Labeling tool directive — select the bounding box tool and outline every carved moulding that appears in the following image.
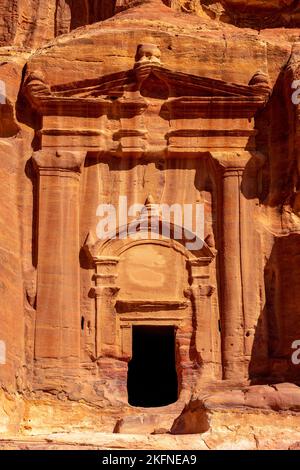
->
[84,202,216,365]
[23,44,271,156]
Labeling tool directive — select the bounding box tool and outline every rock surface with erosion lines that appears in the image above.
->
[1,0,300,450]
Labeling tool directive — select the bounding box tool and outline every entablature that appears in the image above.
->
[24,44,271,156]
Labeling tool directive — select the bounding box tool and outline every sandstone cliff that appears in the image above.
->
[1,0,300,450]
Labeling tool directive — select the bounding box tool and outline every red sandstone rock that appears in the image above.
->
[0,0,299,48]
[1,0,300,450]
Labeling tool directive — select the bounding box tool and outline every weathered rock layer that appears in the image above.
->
[1,0,300,450]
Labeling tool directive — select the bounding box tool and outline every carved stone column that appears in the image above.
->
[32,150,86,382]
[187,258,215,380]
[210,151,266,381]
[93,256,120,358]
[221,161,244,380]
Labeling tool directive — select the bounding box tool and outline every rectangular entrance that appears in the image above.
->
[127,325,178,407]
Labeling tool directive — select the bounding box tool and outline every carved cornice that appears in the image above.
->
[25,47,271,156]
[187,256,215,268]
[24,58,270,119]
[209,150,266,173]
[93,286,120,297]
[93,256,120,266]
[186,285,216,298]
[115,299,188,313]
[161,96,267,120]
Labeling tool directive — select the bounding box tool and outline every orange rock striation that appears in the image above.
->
[0,0,300,449]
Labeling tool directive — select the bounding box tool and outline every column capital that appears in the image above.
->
[93,256,120,287]
[186,284,215,298]
[198,284,216,297]
[94,256,120,266]
[209,150,265,174]
[186,257,212,286]
[32,150,86,174]
[93,286,120,297]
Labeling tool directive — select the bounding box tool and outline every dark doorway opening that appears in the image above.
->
[127,326,178,407]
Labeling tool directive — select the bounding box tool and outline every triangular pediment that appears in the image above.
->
[49,65,263,99]
[24,61,271,116]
